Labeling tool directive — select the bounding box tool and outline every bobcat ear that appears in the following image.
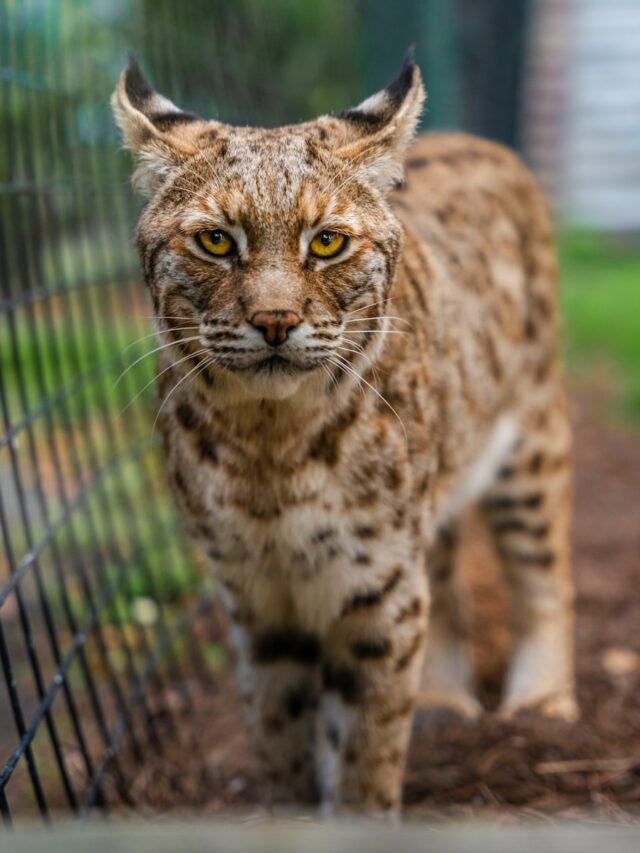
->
[111,56,202,196]
[330,48,426,192]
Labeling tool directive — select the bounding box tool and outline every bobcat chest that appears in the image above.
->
[178,443,413,633]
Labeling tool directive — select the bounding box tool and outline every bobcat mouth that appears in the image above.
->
[250,354,318,375]
[253,354,298,374]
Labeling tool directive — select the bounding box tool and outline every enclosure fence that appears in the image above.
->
[0,0,230,823]
[0,0,528,826]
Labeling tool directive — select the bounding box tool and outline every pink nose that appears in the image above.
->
[249,310,301,346]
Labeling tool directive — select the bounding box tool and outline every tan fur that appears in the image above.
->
[113,54,576,815]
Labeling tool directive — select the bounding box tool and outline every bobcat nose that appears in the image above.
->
[249,310,301,346]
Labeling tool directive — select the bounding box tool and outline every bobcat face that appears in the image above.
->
[113,55,422,398]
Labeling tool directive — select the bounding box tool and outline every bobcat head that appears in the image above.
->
[112,52,424,401]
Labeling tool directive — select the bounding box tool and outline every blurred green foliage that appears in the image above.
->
[559,232,640,421]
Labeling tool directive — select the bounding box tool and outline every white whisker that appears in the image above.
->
[151,355,211,440]
[344,315,411,326]
[130,315,199,321]
[121,347,209,414]
[345,330,409,337]
[123,326,200,353]
[115,336,201,387]
[329,354,407,445]
[345,296,398,317]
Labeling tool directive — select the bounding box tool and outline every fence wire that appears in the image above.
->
[0,0,235,824]
[0,0,528,826]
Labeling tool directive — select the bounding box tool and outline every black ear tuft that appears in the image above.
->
[337,46,419,128]
[386,45,417,106]
[121,56,201,128]
[124,54,154,107]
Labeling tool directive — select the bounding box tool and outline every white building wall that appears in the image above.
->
[523,0,640,231]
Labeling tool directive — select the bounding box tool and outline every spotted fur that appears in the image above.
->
[113,52,576,815]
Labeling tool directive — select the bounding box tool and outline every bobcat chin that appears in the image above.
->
[113,50,576,816]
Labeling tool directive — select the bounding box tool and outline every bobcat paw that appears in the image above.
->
[499,691,578,723]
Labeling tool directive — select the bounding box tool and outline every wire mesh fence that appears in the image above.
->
[0,0,529,827]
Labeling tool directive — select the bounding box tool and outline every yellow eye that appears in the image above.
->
[196,229,235,257]
[309,230,347,259]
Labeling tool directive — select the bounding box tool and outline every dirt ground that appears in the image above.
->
[123,387,640,823]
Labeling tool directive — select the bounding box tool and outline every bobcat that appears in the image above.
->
[113,52,576,815]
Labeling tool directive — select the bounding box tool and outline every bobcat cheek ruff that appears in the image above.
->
[114,51,576,814]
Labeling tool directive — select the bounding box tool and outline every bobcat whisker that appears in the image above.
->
[122,347,210,414]
[344,295,398,317]
[123,326,201,352]
[343,315,411,327]
[320,362,340,393]
[114,335,202,387]
[329,353,408,444]
[131,315,200,322]
[336,339,382,385]
[345,330,409,337]
[151,353,213,440]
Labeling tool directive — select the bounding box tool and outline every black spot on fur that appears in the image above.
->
[522,492,544,510]
[354,525,377,540]
[285,685,313,720]
[394,631,424,672]
[484,493,544,513]
[342,566,403,615]
[491,519,549,539]
[395,597,423,623]
[322,663,361,704]
[172,469,187,493]
[351,637,391,659]
[199,367,215,388]
[175,402,199,431]
[252,630,320,665]
[311,528,336,544]
[529,452,544,474]
[354,552,371,566]
[525,317,537,340]
[344,746,358,764]
[198,437,218,464]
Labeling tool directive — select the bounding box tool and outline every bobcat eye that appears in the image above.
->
[309,230,347,259]
[196,229,236,257]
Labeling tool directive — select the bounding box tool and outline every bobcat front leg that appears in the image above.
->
[320,568,428,814]
[230,621,321,806]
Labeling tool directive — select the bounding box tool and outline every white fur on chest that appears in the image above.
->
[440,413,519,523]
[202,473,411,635]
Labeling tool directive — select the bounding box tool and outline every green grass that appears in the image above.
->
[559,230,640,421]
